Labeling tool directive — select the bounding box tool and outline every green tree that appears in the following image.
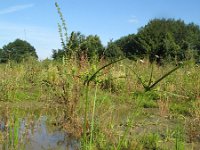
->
[0,48,8,63]
[82,35,104,59]
[0,39,38,63]
[104,40,124,59]
[52,33,104,61]
[52,31,86,60]
[52,49,65,60]
[67,31,86,58]
[115,34,144,57]
[136,18,200,63]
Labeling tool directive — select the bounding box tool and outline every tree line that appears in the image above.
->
[113,18,200,64]
[1,18,200,64]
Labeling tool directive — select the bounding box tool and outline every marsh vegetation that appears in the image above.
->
[0,58,200,149]
[0,2,200,150]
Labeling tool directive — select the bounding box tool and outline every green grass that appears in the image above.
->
[0,58,200,149]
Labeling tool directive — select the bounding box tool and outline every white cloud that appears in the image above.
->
[0,4,34,15]
[128,16,139,24]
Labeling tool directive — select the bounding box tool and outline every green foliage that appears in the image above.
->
[52,31,104,61]
[139,133,160,149]
[108,18,200,63]
[83,35,104,59]
[115,34,145,57]
[104,40,124,59]
[175,126,185,150]
[0,39,38,63]
[134,91,159,108]
[136,18,200,63]
[52,49,65,60]
[170,102,192,116]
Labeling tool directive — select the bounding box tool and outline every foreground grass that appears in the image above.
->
[0,58,200,149]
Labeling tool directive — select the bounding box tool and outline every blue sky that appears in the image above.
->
[0,0,200,59]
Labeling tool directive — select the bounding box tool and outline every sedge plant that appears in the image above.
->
[126,63,182,92]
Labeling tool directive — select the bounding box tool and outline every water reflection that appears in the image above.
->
[0,116,80,150]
